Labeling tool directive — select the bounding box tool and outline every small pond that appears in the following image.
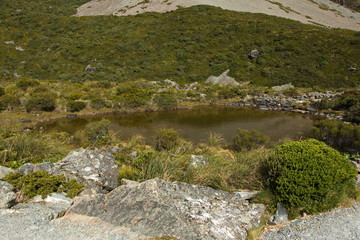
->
[41,107,316,144]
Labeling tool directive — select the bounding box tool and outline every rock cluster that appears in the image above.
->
[227,92,343,120]
[206,70,240,86]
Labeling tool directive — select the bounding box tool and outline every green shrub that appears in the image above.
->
[118,164,141,182]
[312,119,360,153]
[344,104,360,124]
[90,98,107,109]
[2,171,84,199]
[119,88,152,108]
[154,92,178,110]
[66,100,87,112]
[0,87,5,97]
[232,129,269,152]
[65,91,84,101]
[16,79,40,91]
[266,139,357,217]
[25,93,56,112]
[154,128,181,151]
[0,95,21,111]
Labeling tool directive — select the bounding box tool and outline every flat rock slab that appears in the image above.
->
[260,203,360,240]
[68,178,265,240]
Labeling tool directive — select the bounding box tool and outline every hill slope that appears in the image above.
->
[76,0,360,31]
[0,1,359,88]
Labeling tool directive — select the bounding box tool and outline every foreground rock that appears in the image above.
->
[0,181,16,209]
[51,149,118,194]
[206,70,240,86]
[0,166,15,179]
[260,203,360,240]
[16,149,119,194]
[68,178,265,240]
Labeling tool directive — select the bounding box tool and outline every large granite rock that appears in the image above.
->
[51,149,118,193]
[205,70,240,86]
[0,181,16,209]
[0,166,15,179]
[68,178,265,240]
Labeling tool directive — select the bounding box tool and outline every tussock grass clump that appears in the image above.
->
[232,129,269,152]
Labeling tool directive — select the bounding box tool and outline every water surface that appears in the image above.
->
[42,107,314,143]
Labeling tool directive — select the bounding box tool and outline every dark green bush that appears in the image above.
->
[154,128,181,151]
[90,98,108,109]
[66,100,87,112]
[25,93,56,112]
[0,87,5,97]
[312,119,360,153]
[154,92,178,110]
[0,95,21,111]
[266,139,357,216]
[2,171,84,199]
[119,89,152,108]
[344,104,360,124]
[232,129,269,152]
[16,79,40,91]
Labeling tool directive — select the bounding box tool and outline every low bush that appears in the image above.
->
[154,92,178,110]
[154,128,181,151]
[66,100,87,112]
[265,139,357,217]
[25,92,56,112]
[312,119,360,153]
[2,171,84,200]
[0,87,4,97]
[232,129,269,152]
[16,79,40,91]
[0,95,21,111]
[90,98,108,109]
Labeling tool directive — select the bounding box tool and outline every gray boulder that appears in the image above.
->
[270,203,288,225]
[348,66,357,72]
[51,149,118,193]
[248,49,260,59]
[84,64,97,72]
[0,166,15,179]
[120,179,139,186]
[189,155,209,168]
[205,70,240,86]
[67,178,265,240]
[0,181,17,209]
[17,162,54,175]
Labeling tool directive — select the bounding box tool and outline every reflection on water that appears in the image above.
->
[41,107,314,144]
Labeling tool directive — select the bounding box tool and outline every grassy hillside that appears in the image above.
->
[0,1,359,88]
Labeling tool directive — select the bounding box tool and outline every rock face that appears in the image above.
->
[0,181,16,209]
[51,149,118,193]
[0,166,15,179]
[205,70,240,86]
[68,178,265,240]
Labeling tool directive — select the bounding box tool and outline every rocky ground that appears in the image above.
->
[75,0,360,30]
[260,203,360,240]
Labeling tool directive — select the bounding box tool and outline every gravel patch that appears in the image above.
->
[259,203,360,240]
[0,203,128,240]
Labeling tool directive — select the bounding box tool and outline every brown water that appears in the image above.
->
[42,107,315,143]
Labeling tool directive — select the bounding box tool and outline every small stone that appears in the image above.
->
[248,49,260,59]
[0,181,17,209]
[189,155,209,168]
[0,166,15,179]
